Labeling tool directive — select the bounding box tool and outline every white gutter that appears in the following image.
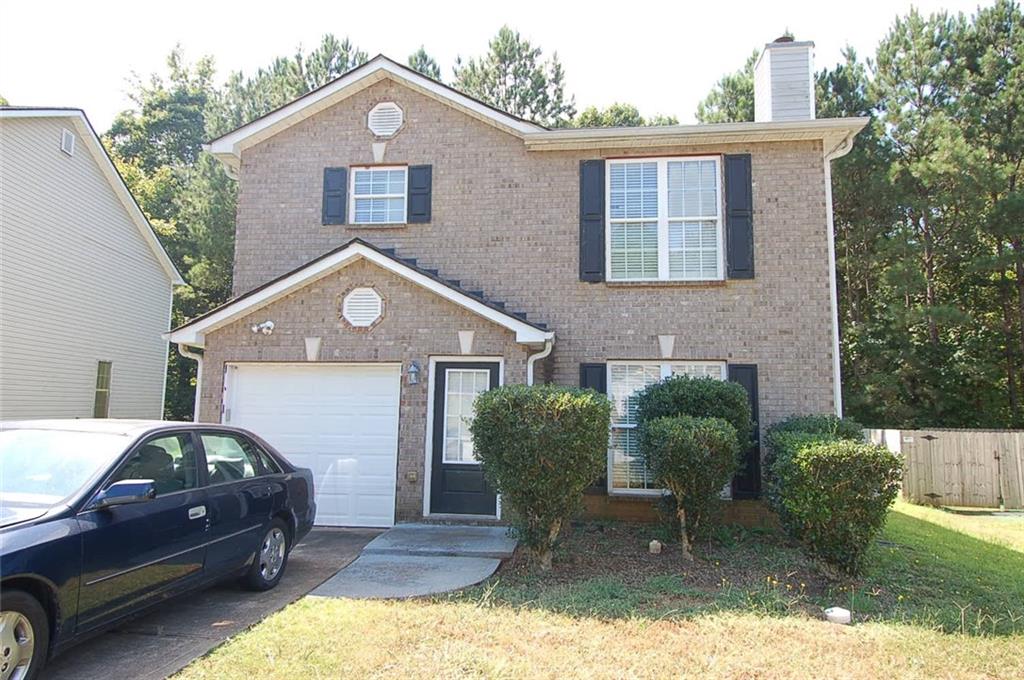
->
[526,339,554,386]
[823,131,857,417]
[176,344,204,422]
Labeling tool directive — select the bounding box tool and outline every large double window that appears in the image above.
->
[607,157,723,282]
[608,361,727,493]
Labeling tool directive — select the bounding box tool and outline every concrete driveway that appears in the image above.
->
[45,527,380,680]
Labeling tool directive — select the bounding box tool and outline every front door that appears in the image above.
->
[430,362,499,515]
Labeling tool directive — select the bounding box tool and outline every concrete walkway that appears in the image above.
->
[312,523,516,599]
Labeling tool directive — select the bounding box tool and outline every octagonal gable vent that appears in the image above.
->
[342,287,383,327]
[368,102,404,138]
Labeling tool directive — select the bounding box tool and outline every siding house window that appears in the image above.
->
[608,360,726,493]
[93,361,112,418]
[350,166,406,224]
[607,157,723,281]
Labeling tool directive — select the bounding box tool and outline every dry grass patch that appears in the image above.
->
[175,598,1023,680]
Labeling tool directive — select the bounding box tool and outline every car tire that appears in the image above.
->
[0,589,49,680]
[244,519,290,591]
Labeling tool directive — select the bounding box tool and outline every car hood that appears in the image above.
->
[0,501,52,529]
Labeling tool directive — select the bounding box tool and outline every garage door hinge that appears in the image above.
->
[222,406,230,423]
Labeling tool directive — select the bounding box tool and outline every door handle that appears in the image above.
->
[188,506,207,520]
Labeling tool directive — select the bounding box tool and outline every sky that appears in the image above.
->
[0,0,994,132]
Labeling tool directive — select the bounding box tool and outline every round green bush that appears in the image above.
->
[637,415,739,560]
[767,414,864,441]
[635,375,753,450]
[469,384,611,570]
[772,439,902,575]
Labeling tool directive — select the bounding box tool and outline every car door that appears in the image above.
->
[76,431,208,632]
[199,431,277,577]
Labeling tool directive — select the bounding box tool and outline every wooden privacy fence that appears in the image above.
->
[869,429,1024,509]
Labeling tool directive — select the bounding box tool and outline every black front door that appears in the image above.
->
[430,361,499,515]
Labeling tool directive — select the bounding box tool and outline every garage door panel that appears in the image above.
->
[227,364,400,528]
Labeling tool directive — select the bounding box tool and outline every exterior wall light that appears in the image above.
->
[407,360,421,385]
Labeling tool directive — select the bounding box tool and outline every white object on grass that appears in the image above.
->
[649,540,662,555]
[824,607,852,624]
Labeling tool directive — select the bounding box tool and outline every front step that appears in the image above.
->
[361,523,517,560]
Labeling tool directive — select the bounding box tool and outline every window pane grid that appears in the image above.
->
[608,361,726,492]
[351,167,406,224]
[608,158,722,282]
[443,369,491,464]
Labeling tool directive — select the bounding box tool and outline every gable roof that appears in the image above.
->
[205,55,546,172]
[0,107,185,285]
[204,54,869,173]
[166,238,554,348]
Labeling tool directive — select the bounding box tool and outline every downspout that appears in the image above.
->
[176,344,204,422]
[526,339,554,386]
[824,133,855,417]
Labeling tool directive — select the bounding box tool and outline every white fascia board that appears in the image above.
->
[522,117,869,152]
[1,108,186,285]
[166,242,553,347]
[204,56,544,169]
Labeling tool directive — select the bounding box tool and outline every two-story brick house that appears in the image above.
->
[169,38,866,528]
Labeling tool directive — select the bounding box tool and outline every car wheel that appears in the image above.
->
[244,519,290,591]
[0,590,48,680]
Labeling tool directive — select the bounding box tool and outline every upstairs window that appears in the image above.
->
[351,166,406,224]
[607,157,723,281]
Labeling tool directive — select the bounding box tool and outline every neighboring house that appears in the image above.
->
[0,108,183,420]
[169,38,866,528]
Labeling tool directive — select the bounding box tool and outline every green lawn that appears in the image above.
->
[175,502,1024,679]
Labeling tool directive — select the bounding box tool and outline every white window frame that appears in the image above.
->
[606,359,727,496]
[605,156,725,282]
[349,165,407,225]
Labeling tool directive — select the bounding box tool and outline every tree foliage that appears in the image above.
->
[697,3,1024,428]
[572,102,678,128]
[695,50,758,123]
[453,26,576,126]
[408,46,441,80]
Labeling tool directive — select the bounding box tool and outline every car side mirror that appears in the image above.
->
[92,479,156,509]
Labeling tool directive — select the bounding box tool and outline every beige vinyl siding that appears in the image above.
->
[0,117,173,419]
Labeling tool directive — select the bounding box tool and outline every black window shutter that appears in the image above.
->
[322,167,347,225]
[579,160,605,282]
[724,154,754,279]
[728,363,761,498]
[407,165,432,223]
[580,363,608,492]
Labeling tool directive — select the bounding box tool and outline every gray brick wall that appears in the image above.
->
[202,78,837,519]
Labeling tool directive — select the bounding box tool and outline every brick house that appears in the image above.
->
[169,38,866,528]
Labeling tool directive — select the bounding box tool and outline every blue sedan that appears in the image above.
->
[0,420,316,680]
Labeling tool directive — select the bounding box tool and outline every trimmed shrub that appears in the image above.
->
[771,438,902,575]
[470,384,611,570]
[764,415,865,522]
[767,414,864,441]
[635,376,753,449]
[637,415,739,560]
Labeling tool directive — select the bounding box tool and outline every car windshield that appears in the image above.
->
[0,429,130,505]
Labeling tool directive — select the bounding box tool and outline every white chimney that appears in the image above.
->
[754,37,815,122]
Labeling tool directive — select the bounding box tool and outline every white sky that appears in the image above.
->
[1,0,992,132]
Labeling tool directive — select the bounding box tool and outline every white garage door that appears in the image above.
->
[225,363,401,527]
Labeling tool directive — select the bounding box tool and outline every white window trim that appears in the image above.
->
[440,367,492,465]
[605,155,725,283]
[606,359,727,496]
[349,165,407,225]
